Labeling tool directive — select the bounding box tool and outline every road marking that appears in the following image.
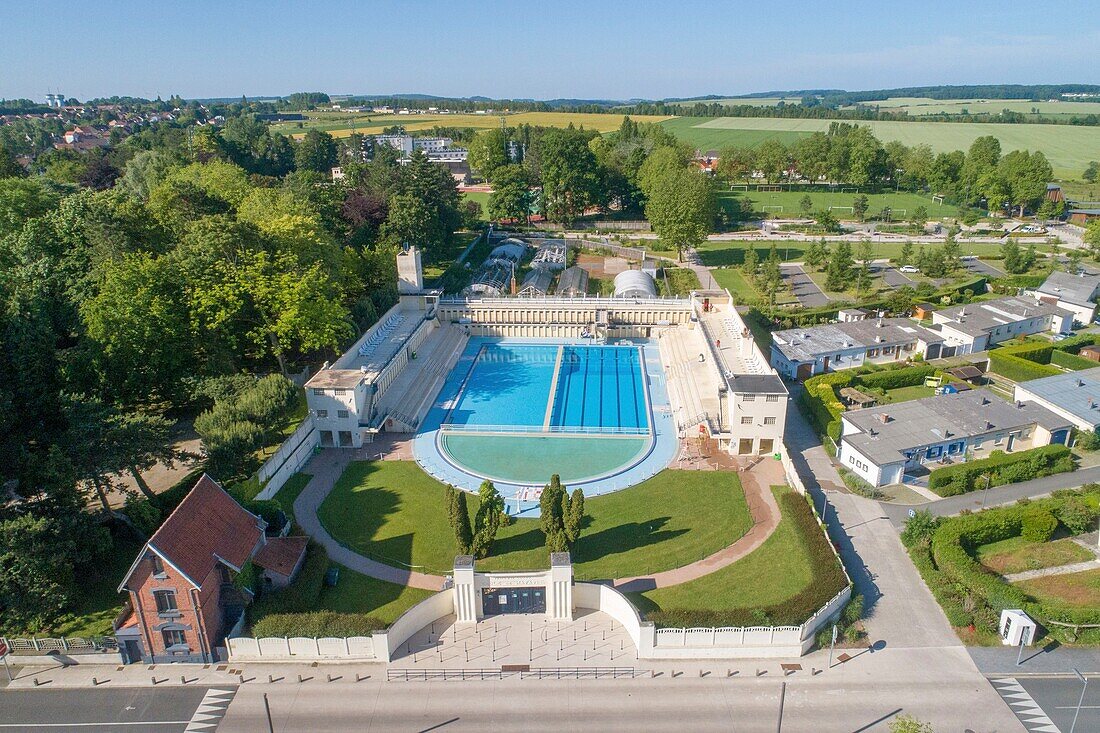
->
[184,687,236,733]
[990,678,1061,732]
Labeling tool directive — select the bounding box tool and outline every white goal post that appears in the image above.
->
[757,185,782,192]
[841,187,859,193]
[931,195,945,204]
[729,184,749,191]
[762,204,784,213]
[893,208,907,217]
[829,206,855,213]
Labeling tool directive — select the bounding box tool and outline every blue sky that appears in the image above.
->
[3,1,1099,102]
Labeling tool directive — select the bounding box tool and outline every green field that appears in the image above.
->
[317,461,753,580]
[667,97,805,108]
[662,117,1100,178]
[847,97,1100,117]
[720,190,956,219]
[696,238,1005,269]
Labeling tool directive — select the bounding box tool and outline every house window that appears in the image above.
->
[150,554,165,576]
[312,388,326,396]
[868,349,878,357]
[742,394,756,402]
[315,409,328,418]
[162,629,187,649]
[153,590,177,614]
[766,395,779,403]
[741,416,753,425]
[334,389,348,396]
[764,417,776,425]
[928,445,943,459]
[337,409,349,419]
[948,441,964,455]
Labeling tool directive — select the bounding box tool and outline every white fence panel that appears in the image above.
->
[288,637,318,657]
[255,428,319,500]
[346,637,375,658]
[228,637,261,659]
[258,637,290,657]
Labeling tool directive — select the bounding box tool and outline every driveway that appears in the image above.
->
[779,263,830,307]
[875,263,917,288]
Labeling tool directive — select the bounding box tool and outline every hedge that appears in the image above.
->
[927,445,1074,497]
[646,493,849,628]
[988,352,1060,382]
[252,611,385,638]
[1050,349,1098,371]
[800,364,938,441]
[857,364,937,391]
[929,497,1100,628]
[250,541,329,619]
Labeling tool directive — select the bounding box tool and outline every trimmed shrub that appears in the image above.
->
[857,364,936,391]
[252,611,385,638]
[646,492,849,628]
[1053,498,1100,535]
[1020,508,1058,543]
[927,445,1074,497]
[900,510,941,548]
[1050,350,1098,371]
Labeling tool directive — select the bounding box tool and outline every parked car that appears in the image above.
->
[1053,333,1072,341]
[899,265,920,273]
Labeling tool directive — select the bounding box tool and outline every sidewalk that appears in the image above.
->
[969,645,1100,676]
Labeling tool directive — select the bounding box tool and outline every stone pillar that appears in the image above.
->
[452,556,479,624]
[548,552,573,620]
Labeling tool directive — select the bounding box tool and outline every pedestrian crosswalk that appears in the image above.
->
[184,687,236,732]
[990,677,1061,732]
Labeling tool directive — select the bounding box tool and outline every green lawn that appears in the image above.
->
[271,472,313,524]
[710,266,766,302]
[719,190,956,219]
[317,461,753,580]
[659,266,703,296]
[663,117,1100,179]
[1017,568,1100,609]
[878,385,937,403]
[462,190,491,210]
[630,486,824,612]
[423,231,482,281]
[977,536,1094,576]
[318,565,434,625]
[696,239,1004,268]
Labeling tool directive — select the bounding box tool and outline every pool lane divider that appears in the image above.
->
[542,345,566,430]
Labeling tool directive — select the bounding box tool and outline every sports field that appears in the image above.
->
[273,111,672,139]
[661,117,1100,178]
[720,190,955,218]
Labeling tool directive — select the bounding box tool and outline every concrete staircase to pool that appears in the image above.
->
[373,324,469,433]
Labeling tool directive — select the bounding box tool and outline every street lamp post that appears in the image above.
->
[1070,668,1089,733]
[980,473,992,510]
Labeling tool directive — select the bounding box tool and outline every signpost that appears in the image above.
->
[828,624,838,668]
[1070,668,1089,733]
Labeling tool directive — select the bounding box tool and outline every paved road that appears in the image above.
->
[874,263,918,288]
[0,686,228,732]
[779,263,831,307]
[963,258,1007,278]
[991,675,1100,733]
[218,649,1023,732]
[882,465,1100,528]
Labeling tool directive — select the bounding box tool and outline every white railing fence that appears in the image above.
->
[255,425,319,501]
[227,635,376,662]
[1,636,118,654]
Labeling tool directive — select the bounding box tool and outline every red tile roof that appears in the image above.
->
[140,474,264,587]
[253,536,308,578]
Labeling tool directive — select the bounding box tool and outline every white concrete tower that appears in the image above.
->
[397,245,424,294]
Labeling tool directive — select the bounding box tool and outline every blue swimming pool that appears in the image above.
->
[445,343,649,433]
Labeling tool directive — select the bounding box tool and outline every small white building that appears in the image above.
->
[1029,270,1100,326]
[613,270,657,299]
[1013,366,1100,433]
[770,318,945,381]
[931,297,1074,355]
[837,389,1072,487]
[726,374,788,456]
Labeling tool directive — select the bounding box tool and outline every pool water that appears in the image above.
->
[440,434,648,485]
[446,343,648,432]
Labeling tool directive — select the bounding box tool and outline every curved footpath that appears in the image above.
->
[293,448,784,593]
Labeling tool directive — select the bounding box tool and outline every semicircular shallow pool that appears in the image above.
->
[440,433,649,485]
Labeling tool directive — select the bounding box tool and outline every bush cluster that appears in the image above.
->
[252,611,385,638]
[1020,508,1058,542]
[646,493,849,628]
[194,374,299,480]
[927,445,1074,497]
[250,541,329,620]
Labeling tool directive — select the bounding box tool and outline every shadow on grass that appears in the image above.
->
[490,526,546,557]
[572,517,687,566]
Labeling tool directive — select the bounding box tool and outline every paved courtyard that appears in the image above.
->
[391,608,640,668]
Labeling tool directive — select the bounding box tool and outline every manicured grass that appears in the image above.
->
[423,231,481,281]
[718,190,956,219]
[662,117,1100,179]
[696,239,1004,268]
[977,536,1094,576]
[317,461,753,579]
[461,190,491,210]
[271,472,313,524]
[318,565,434,625]
[630,486,824,613]
[878,385,937,403]
[1017,568,1100,609]
[659,266,702,296]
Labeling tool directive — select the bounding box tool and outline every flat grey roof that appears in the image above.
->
[727,374,788,395]
[935,296,1073,335]
[842,388,1072,465]
[1036,270,1100,307]
[1015,367,1100,424]
[771,318,944,363]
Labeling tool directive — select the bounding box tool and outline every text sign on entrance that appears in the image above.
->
[484,576,546,588]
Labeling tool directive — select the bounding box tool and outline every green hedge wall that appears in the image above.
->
[646,493,849,628]
[1051,350,1098,371]
[988,352,1060,382]
[927,445,1074,497]
[252,611,385,638]
[857,364,937,391]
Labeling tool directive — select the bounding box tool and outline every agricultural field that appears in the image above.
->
[718,190,955,219]
[662,117,1100,178]
[272,111,672,139]
[846,96,1100,117]
[666,96,805,107]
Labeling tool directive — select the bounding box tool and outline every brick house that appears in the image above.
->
[114,474,305,664]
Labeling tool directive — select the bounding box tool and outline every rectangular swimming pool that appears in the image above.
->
[445,342,649,433]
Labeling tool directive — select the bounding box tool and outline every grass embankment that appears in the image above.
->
[977,535,1094,576]
[630,486,849,626]
[317,461,753,580]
